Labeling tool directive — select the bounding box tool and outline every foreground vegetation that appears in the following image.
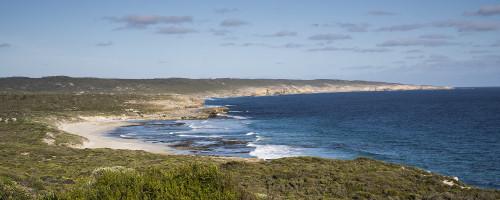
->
[49,164,252,200]
[0,80,498,199]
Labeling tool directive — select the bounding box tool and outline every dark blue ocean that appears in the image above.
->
[108,88,500,189]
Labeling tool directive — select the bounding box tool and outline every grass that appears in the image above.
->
[221,157,499,199]
[0,175,32,200]
[0,88,498,199]
[0,93,181,120]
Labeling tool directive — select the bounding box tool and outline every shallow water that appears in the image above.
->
[107,88,500,189]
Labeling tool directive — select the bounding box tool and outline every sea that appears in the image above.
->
[107,87,500,189]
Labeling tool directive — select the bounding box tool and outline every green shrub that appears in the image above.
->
[0,176,33,200]
[56,163,254,200]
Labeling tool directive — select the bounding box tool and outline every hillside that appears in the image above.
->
[0,76,452,96]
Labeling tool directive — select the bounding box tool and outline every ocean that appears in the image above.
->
[107,88,500,189]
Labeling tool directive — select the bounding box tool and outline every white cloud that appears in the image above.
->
[405,55,426,59]
[419,34,455,39]
[210,29,231,36]
[490,41,500,47]
[220,19,249,27]
[220,43,235,46]
[273,30,297,37]
[468,50,492,54]
[425,54,450,62]
[309,34,352,41]
[282,43,303,48]
[307,46,340,52]
[378,39,458,47]
[220,42,270,48]
[157,27,196,34]
[359,48,390,53]
[307,46,389,53]
[95,41,113,47]
[376,24,425,31]
[338,23,369,32]
[215,8,238,14]
[104,15,192,30]
[434,20,500,31]
[404,50,423,53]
[463,5,500,16]
[368,10,395,16]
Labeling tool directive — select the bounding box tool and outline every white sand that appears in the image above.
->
[58,119,173,154]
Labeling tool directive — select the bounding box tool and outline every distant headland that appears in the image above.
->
[0,76,453,97]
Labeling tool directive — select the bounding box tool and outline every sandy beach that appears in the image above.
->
[58,118,173,154]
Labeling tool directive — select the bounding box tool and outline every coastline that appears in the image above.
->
[56,100,230,154]
[57,116,262,163]
[195,83,454,98]
[56,86,454,156]
[57,119,174,154]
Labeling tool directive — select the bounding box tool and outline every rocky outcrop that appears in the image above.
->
[141,95,228,119]
[136,106,229,120]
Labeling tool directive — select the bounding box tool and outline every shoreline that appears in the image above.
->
[58,119,174,154]
[57,88,455,156]
[57,117,262,163]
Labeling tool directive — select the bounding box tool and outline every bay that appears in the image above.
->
[108,88,500,189]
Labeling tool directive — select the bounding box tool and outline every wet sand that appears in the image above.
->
[58,119,173,154]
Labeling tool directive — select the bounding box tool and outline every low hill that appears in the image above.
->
[0,76,452,96]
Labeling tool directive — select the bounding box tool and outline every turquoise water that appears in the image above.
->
[108,88,500,189]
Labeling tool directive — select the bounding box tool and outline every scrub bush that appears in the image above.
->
[55,163,254,200]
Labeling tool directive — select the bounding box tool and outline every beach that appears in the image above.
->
[54,94,232,155]
[58,118,174,154]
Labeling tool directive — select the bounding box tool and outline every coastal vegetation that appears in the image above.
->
[0,76,387,94]
[0,76,451,97]
[49,164,251,200]
[0,77,497,199]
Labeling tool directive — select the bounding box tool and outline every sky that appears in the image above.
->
[1,1,500,87]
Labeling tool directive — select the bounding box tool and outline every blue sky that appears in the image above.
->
[1,1,500,87]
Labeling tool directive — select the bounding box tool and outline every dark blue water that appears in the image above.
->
[108,88,500,189]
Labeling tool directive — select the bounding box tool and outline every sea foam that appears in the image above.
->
[217,114,249,120]
[177,134,223,138]
[248,143,302,160]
